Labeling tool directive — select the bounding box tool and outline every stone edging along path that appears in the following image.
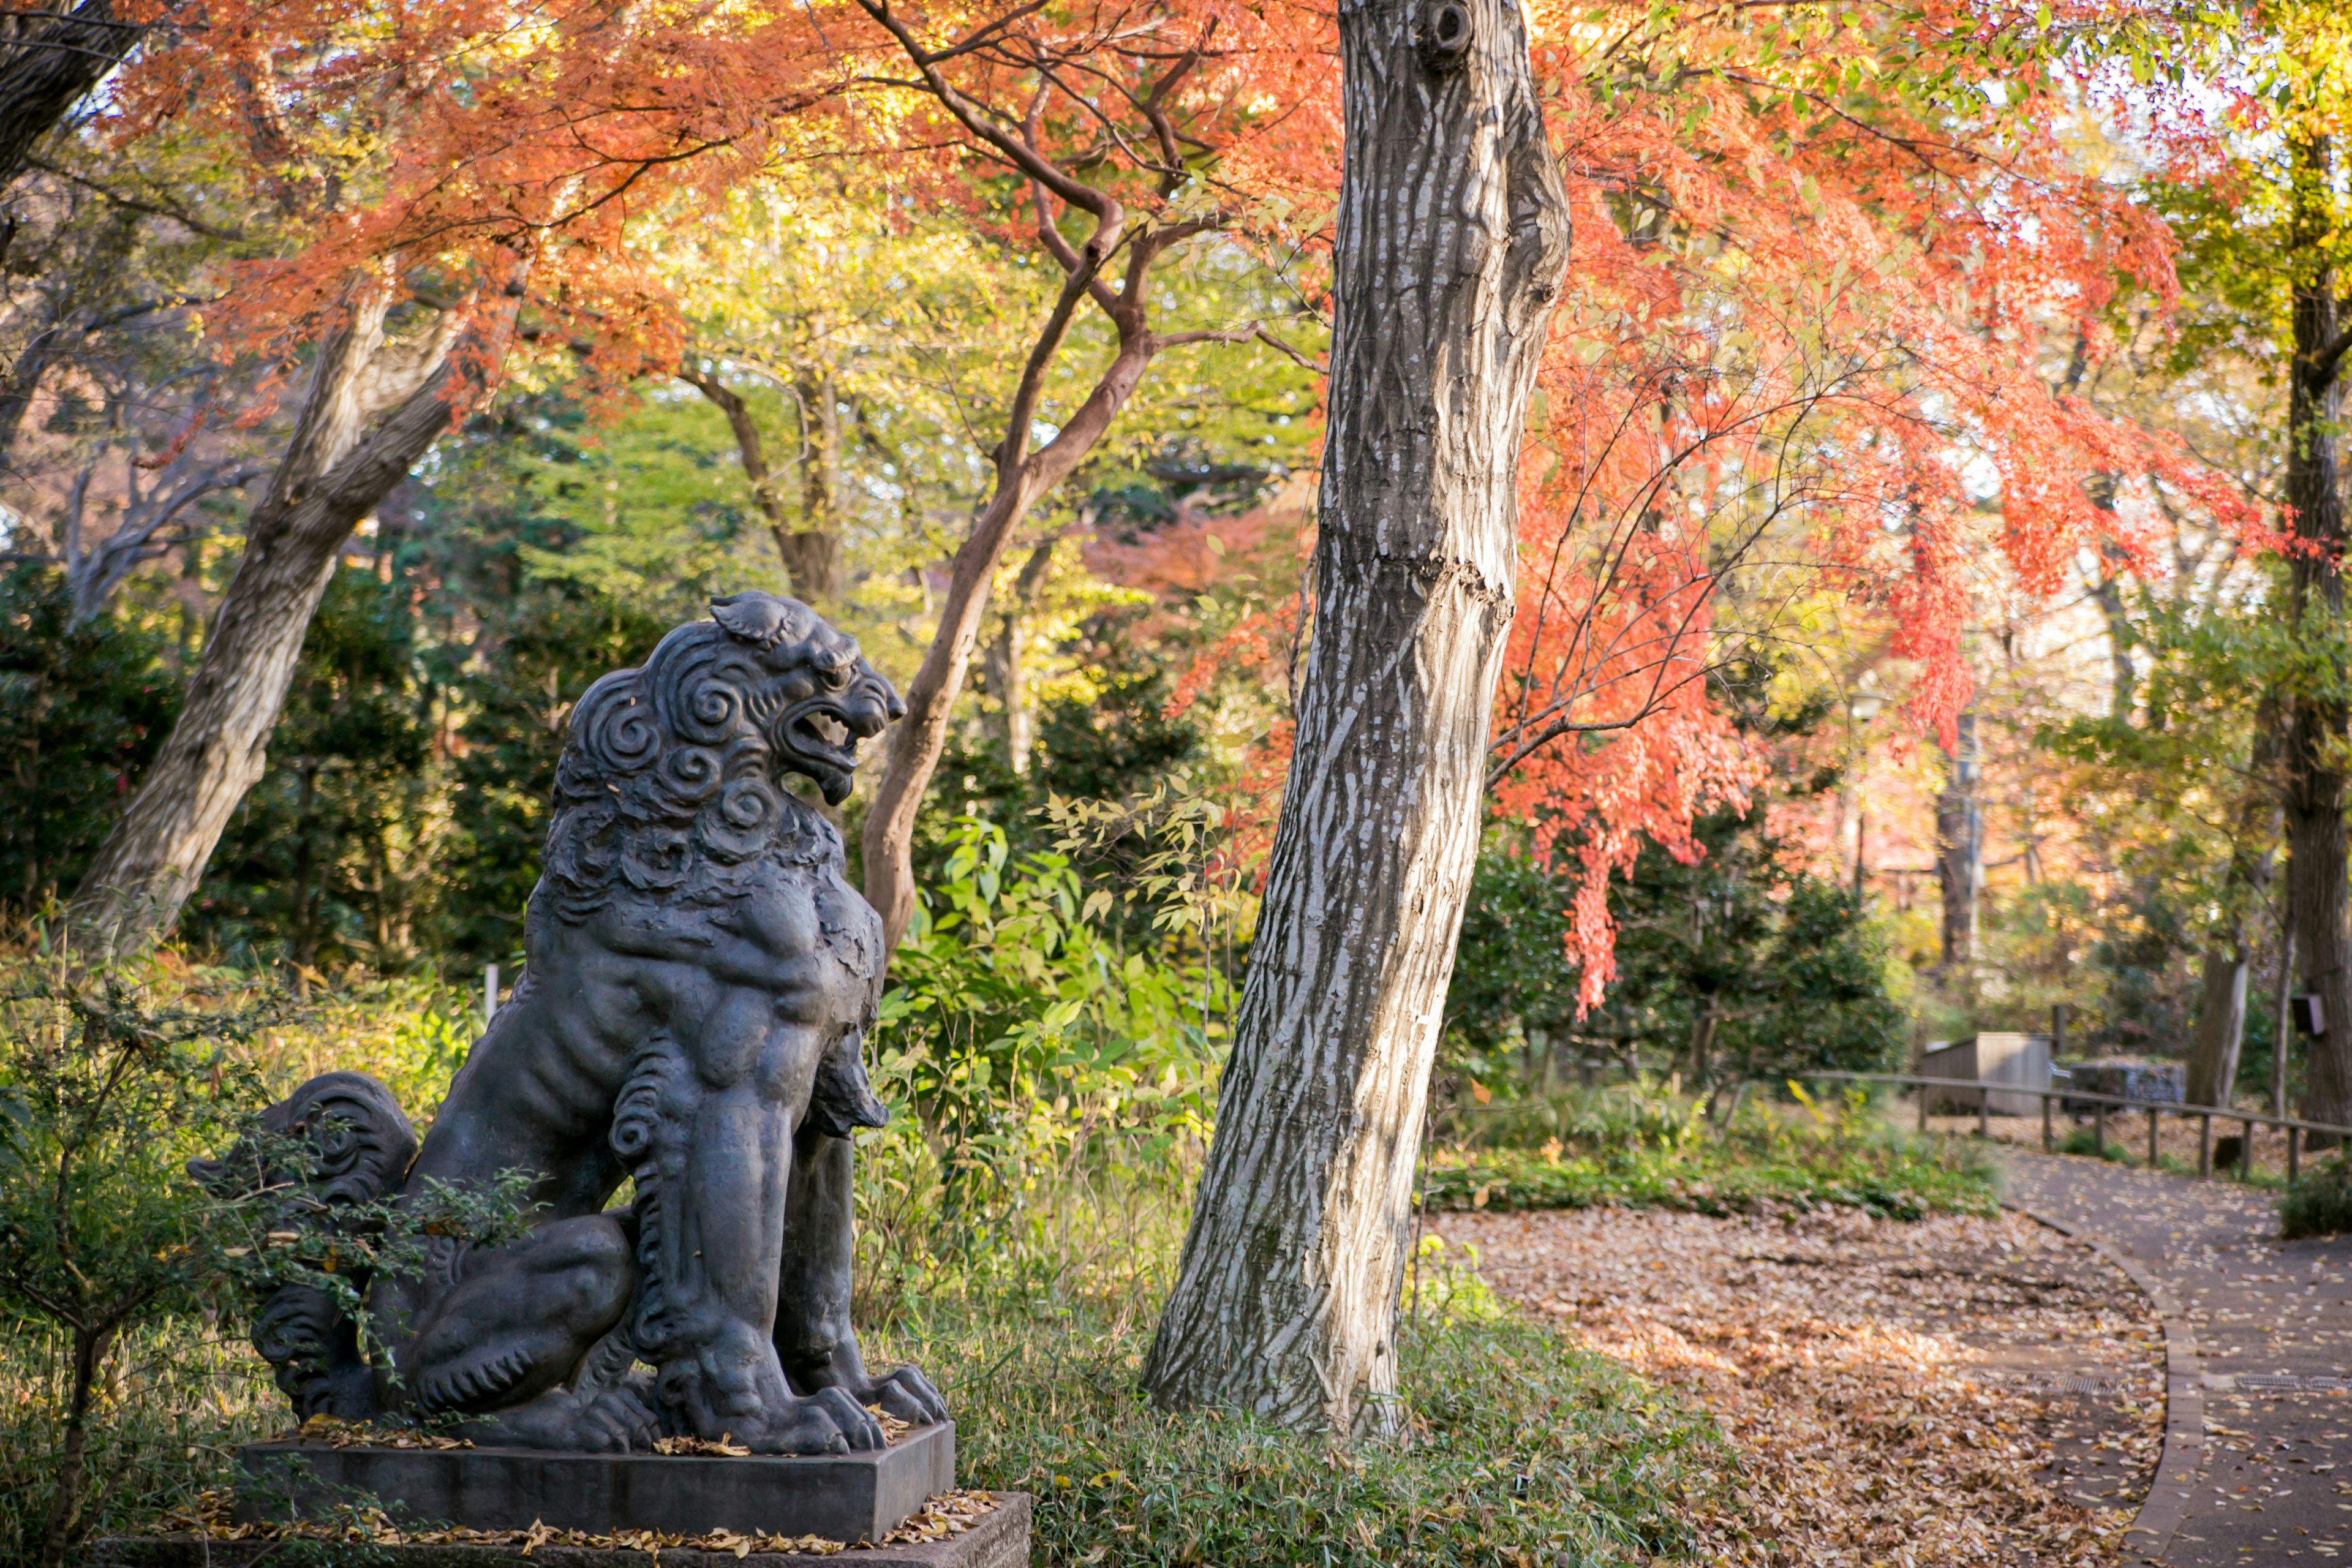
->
[2001,1148,2352,1567]
[2000,1194,2206,1564]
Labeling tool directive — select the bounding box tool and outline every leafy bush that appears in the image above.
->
[2281,1158,2352,1240]
[0,566,181,920]
[0,960,279,1566]
[1421,1082,1998,1221]
[859,816,1227,1310]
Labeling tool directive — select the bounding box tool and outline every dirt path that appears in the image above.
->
[1436,1205,2164,1567]
[2002,1148,2352,1566]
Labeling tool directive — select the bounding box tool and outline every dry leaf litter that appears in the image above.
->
[1438,1204,2165,1567]
[154,1486,999,1559]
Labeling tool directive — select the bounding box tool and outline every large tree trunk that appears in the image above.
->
[0,1,146,191]
[2282,136,2352,1128]
[1140,0,1570,1434]
[1934,710,1981,973]
[66,288,494,956]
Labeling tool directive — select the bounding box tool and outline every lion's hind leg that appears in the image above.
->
[403,1213,642,1439]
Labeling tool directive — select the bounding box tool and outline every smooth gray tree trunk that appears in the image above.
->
[1140,0,1570,1434]
[66,290,488,956]
[2186,948,2249,1109]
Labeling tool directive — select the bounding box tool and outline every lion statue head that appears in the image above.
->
[535,594,903,920]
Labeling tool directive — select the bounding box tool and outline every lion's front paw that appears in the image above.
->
[853,1365,948,1427]
[729,1387,886,1455]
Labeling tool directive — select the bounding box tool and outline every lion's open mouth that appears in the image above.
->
[786,705,858,771]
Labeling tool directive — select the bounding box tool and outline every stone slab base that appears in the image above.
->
[233,1423,955,1543]
[97,1492,1030,1568]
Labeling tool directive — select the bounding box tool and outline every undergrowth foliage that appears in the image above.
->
[873,1216,1728,1568]
[1421,1082,1999,1221]
[0,960,281,1566]
[0,856,1822,1567]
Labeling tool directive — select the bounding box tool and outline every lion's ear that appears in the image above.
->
[711,592,801,649]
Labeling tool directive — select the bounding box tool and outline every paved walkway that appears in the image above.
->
[2003,1150,2352,1564]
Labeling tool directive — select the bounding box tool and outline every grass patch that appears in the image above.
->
[1421,1084,1999,1221]
[883,1248,1728,1568]
[2056,1126,2138,1165]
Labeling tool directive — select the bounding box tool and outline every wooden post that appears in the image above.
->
[1978,1087,1989,1140]
[2148,1105,2160,1167]
[2242,1117,2255,1178]
[2094,1102,2106,1159]
[1918,1084,1929,1133]
[2290,1125,2302,1183]
[2042,1093,2054,1153]
[2199,1112,2213,1178]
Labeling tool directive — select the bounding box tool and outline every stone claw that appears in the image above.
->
[860,1365,948,1427]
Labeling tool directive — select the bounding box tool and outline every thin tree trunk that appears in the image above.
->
[680,366,840,601]
[2281,136,2352,1129]
[859,298,1157,951]
[39,1321,110,1568]
[1934,710,1981,973]
[982,534,1058,774]
[1141,0,1570,1434]
[2186,946,2249,1109]
[2188,758,2279,1110]
[66,284,508,956]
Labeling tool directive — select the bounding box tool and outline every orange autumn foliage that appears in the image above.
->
[108,0,2255,1005]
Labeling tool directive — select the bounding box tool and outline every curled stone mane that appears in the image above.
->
[536,600,844,924]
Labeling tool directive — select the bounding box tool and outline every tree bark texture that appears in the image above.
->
[1140,0,1570,1434]
[1934,710,1981,973]
[2187,774,2277,1110]
[2280,136,2352,1128]
[66,290,489,955]
[2186,948,2249,1109]
[0,0,145,191]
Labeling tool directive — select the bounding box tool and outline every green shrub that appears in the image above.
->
[1422,1082,1998,1221]
[2056,1125,2138,1164]
[2281,1158,2352,1240]
[0,962,279,1566]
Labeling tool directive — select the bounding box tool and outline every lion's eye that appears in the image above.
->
[821,662,851,690]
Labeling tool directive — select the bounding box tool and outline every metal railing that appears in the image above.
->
[1792,1069,2352,1184]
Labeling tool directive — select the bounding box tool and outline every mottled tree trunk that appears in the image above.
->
[1934,711,1981,973]
[1140,0,1570,1434]
[0,1,146,191]
[2281,137,2352,1129]
[66,290,496,956]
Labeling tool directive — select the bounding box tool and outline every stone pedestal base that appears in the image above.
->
[97,1492,1030,1568]
[235,1423,954,1542]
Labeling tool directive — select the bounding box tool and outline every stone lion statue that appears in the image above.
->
[196,593,946,1453]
